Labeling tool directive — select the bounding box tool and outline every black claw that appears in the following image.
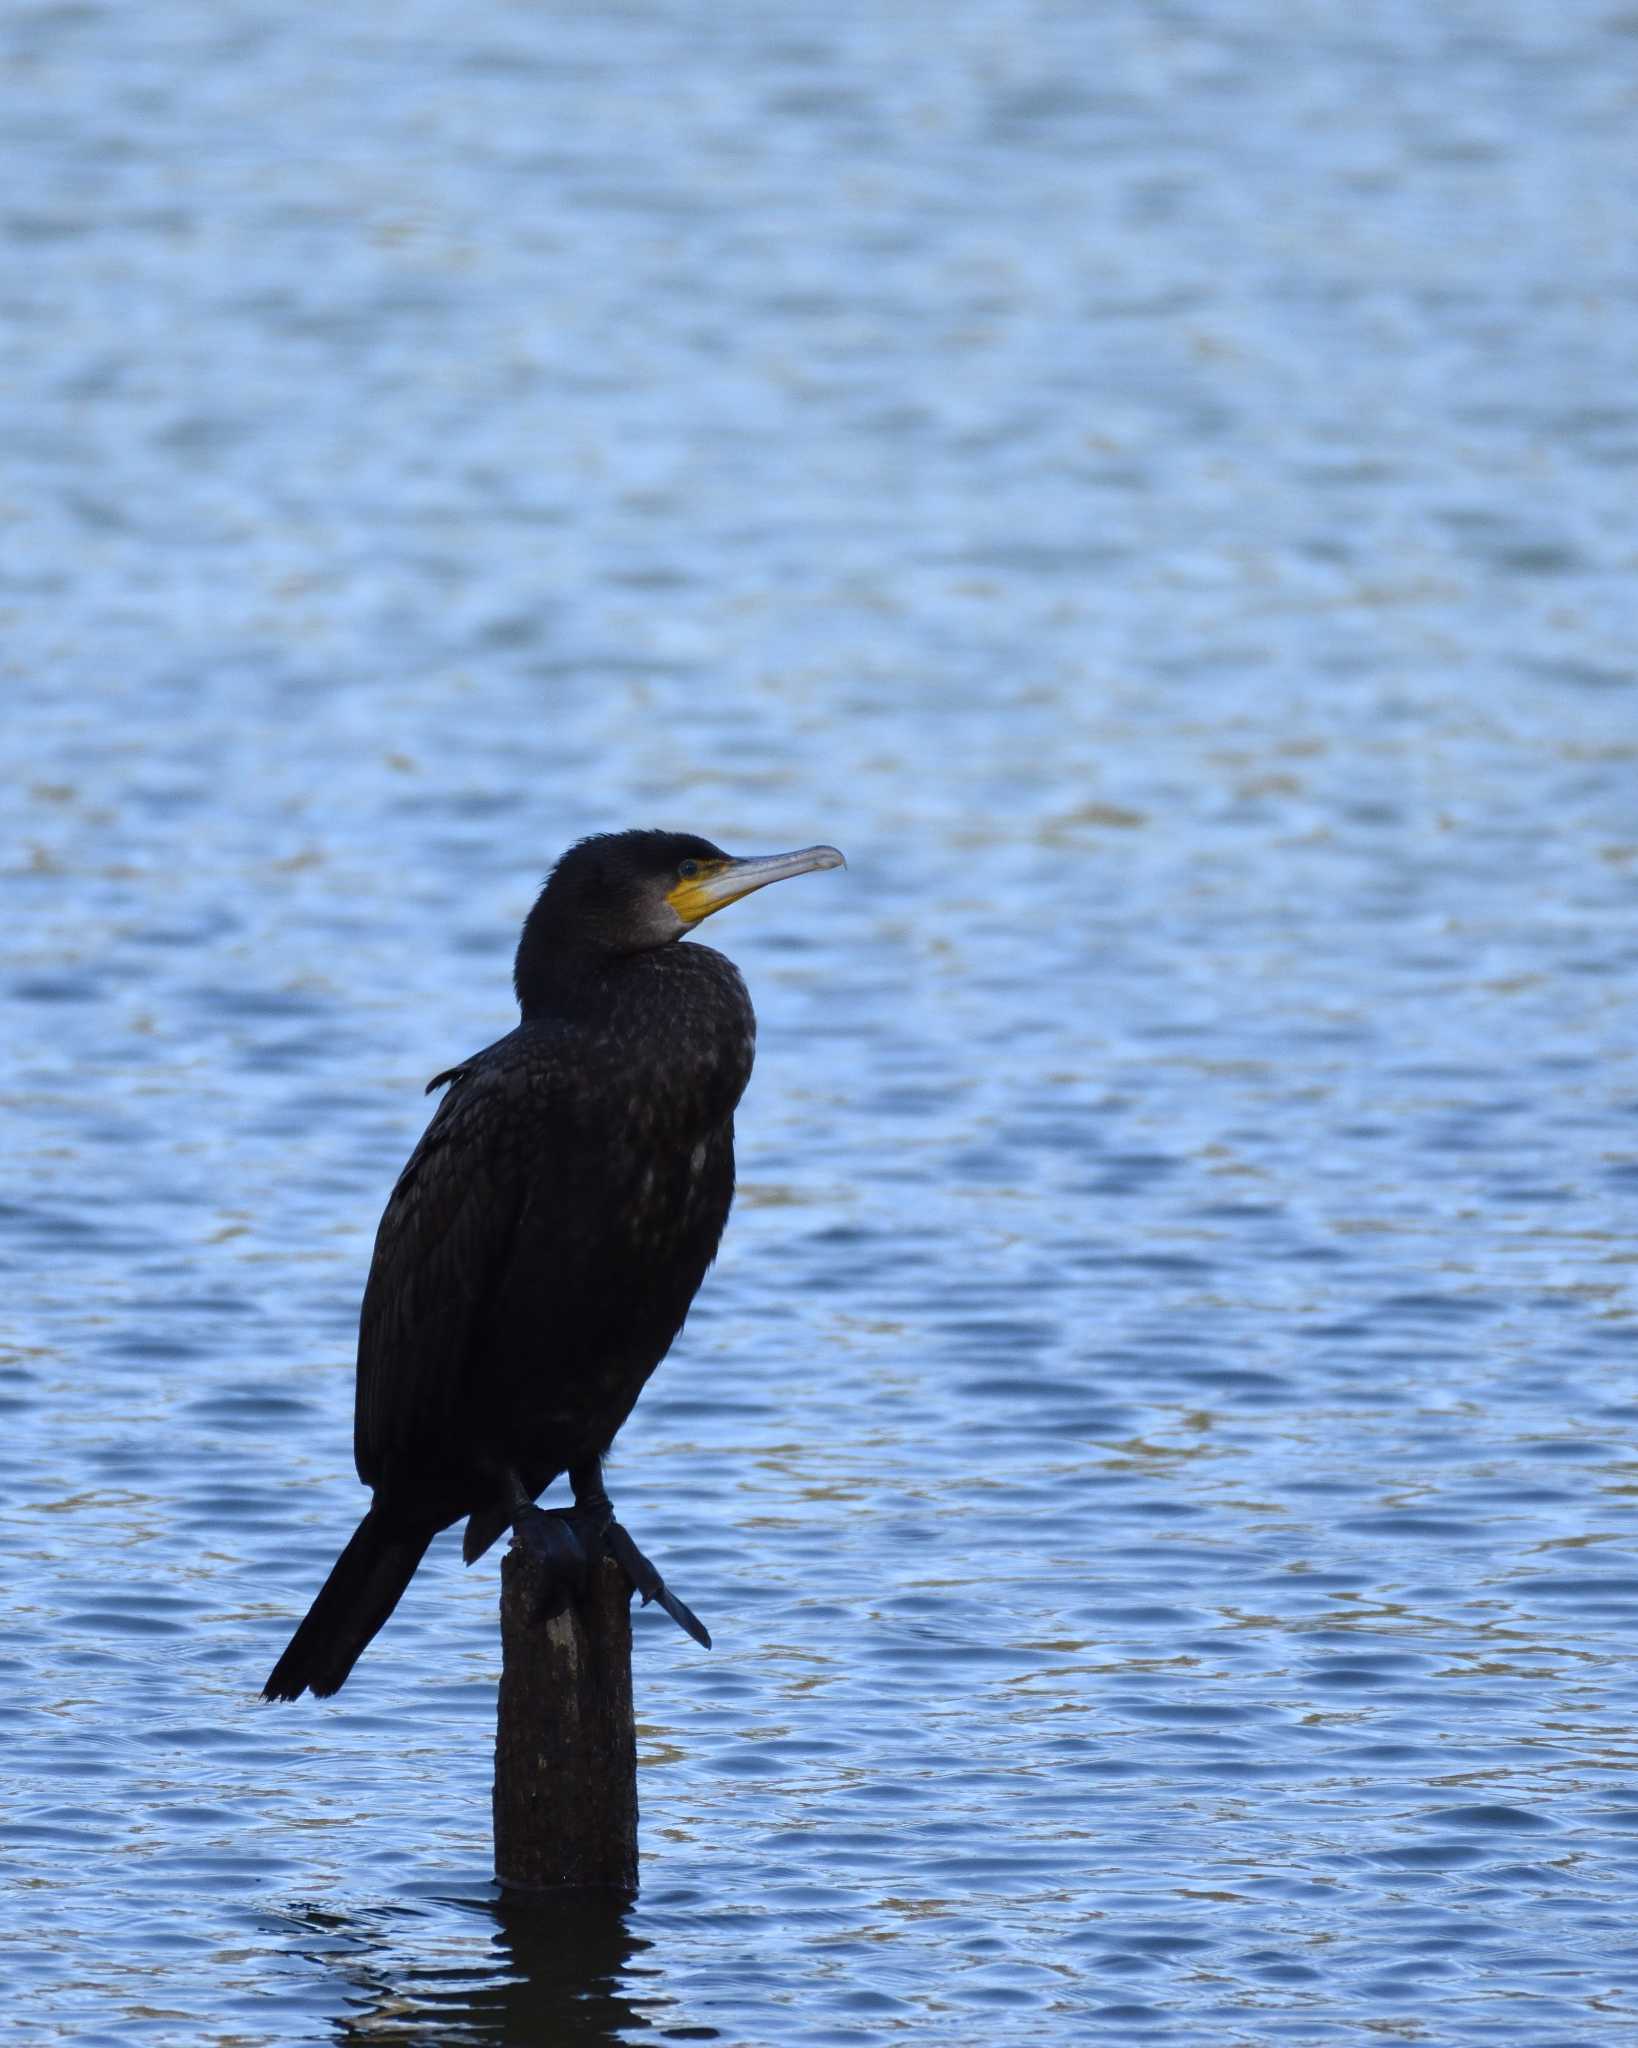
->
[604,1520,712,1650]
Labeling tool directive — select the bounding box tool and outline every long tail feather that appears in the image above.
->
[262,1508,435,1701]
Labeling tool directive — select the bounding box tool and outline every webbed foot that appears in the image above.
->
[507,1472,710,1649]
[511,1496,608,1621]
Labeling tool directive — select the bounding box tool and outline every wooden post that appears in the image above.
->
[494,1544,638,1892]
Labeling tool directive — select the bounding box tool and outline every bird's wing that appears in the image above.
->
[352,1054,537,1490]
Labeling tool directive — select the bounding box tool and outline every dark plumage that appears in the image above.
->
[263,829,842,1701]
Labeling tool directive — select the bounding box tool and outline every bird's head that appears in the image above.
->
[516,828,844,1005]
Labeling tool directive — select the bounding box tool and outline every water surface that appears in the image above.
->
[5,3,1638,2042]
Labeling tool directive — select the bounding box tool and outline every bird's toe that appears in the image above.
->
[603,1519,712,1650]
[513,1502,597,1621]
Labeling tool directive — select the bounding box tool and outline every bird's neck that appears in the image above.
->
[512,904,624,1015]
[514,936,711,1025]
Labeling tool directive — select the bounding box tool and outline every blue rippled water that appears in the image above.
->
[5,2,1638,2041]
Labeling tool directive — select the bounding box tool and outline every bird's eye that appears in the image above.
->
[677,859,700,879]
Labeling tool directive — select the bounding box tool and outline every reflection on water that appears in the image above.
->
[285,1890,659,2047]
[6,0,1638,2042]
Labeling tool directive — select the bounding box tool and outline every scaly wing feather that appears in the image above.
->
[353,1049,536,1493]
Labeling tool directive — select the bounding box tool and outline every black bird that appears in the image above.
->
[263,829,843,1701]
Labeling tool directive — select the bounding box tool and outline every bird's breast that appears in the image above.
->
[619,1123,734,1251]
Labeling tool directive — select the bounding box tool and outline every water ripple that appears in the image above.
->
[5,2,1638,2043]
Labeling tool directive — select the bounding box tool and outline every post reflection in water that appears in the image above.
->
[285,1888,669,2047]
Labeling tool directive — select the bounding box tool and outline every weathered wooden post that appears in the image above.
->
[494,1544,638,1892]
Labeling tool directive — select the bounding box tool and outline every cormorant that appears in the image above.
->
[263,828,843,1701]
